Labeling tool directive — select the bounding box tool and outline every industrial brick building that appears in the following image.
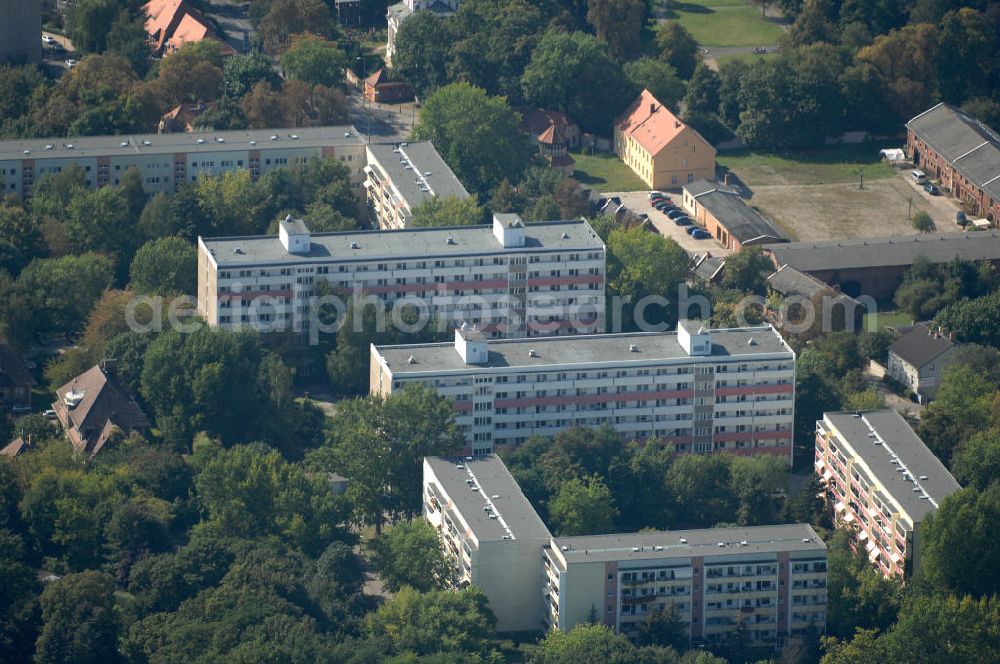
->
[907,103,1000,222]
[764,231,1000,299]
[373,320,795,456]
[198,214,606,340]
[815,410,960,578]
[0,126,367,200]
[424,453,827,644]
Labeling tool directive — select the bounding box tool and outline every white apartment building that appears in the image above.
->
[373,320,796,456]
[423,454,827,643]
[365,141,470,229]
[815,410,960,578]
[423,455,552,632]
[197,214,606,340]
[544,525,827,644]
[0,126,367,199]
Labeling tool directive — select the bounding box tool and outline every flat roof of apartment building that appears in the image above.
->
[425,455,552,542]
[551,523,825,565]
[0,125,364,162]
[822,410,960,521]
[378,326,792,375]
[201,219,604,267]
[367,141,469,206]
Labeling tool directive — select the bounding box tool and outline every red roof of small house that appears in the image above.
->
[53,364,149,457]
[538,124,568,146]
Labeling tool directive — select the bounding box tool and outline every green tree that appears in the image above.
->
[107,9,150,76]
[586,0,647,60]
[66,0,121,53]
[683,62,721,115]
[916,364,996,465]
[364,586,497,657]
[257,0,337,54]
[0,529,39,664]
[35,571,120,664]
[409,195,484,227]
[311,384,463,532]
[549,475,619,535]
[729,454,787,526]
[919,484,1000,598]
[655,22,699,79]
[606,226,689,330]
[392,12,453,99]
[623,58,685,109]
[280,33,348,87]
[129,237,197,296]
[370,520,455,592]
[935,8,998,104]
[911,210,935,233]
[635,604,689,651]
[824,530,901,638]
[953,428,1000,490]
[721,246,773,295]
[17,253,114,337]
[193,442,348,555]
[532,623,638,664]
[140,326,268,446]
[936,289,1000,347]
[222,50,281,100]
[413,82,535,194]
[521,30,633,133]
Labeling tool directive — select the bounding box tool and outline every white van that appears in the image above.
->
[911,169,927,184]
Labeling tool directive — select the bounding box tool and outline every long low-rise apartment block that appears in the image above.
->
[544,525,827,643]
[198,214,606,339]
[815,410,960,578]
[373,320,795,456]
[424,453,827,644]
[0,125,367,199]
[365,141,470,229]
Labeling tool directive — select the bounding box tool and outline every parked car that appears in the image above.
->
[691,229,712,239]
[648,191,666,200]
[923,182,939,195]
[911,169,927,184]
[956,211,968,226]
[11,404,31,415]
[43,409,58,420]
[64,59,77,69]
[667,209,687,219]
[674,216,693,226]
[42,35,55,44]
[685,225,703,236]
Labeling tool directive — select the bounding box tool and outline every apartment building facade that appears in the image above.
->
[815,410,960,578]
[364,142,470,229]
[544,525,827,645]
[373,320,796,456]
[423,454,827,643]
[423,455,552,632]
[0,126,367,199]
[198,214,606,340]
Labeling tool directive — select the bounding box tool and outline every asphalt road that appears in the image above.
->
[345,85,418,143]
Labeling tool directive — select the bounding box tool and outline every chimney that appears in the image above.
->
[650,103,656,114]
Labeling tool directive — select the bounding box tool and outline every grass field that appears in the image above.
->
[661,0,785,47]
[717,145,896,187]
[714,51,776,66]
[864,310,912,331]
[571,152,647,192]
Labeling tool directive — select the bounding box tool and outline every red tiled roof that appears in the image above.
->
[616,89,691,156]
[0,436,27,458]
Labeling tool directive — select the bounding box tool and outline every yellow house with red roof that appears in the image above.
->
[614,89,716,190]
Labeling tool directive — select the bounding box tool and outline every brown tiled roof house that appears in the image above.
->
[52,362,150,457]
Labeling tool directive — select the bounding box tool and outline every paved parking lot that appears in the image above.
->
[603,190,734,256]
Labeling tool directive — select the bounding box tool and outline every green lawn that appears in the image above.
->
[715,51,776,66]
[571,151,647,192]
[661,0,785,48]
[863,310,912,332]
[717,145,897,186]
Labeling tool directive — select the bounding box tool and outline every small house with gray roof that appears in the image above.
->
[886,323,958,403]
[682,180,787,251]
